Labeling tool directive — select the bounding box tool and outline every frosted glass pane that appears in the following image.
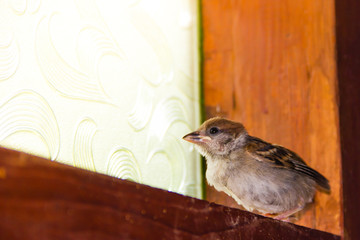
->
[0,0,201,198]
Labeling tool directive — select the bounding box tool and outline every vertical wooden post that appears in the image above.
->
[202,0,341,235]
[335,0,360,239]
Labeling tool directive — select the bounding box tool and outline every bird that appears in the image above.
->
[183,117,330,220]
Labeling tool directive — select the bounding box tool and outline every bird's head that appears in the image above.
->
[183,117,248,158]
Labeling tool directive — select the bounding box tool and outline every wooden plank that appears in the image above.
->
[0,147,340,240]
[201,0,341,235]
[335,0,360,239]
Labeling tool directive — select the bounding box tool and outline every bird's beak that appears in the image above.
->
[182,131,211,143]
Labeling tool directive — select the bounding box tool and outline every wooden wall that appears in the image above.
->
[201,0,341,235]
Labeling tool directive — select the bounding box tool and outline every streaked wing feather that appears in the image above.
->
[246,136,330,191]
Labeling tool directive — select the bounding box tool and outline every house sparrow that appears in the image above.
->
[183,117,330,220]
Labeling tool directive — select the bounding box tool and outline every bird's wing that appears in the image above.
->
[245,136,330,192]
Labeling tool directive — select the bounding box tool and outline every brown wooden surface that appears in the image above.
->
[0,148,340,240]
[201,0,341,235]
[335,0,360,239]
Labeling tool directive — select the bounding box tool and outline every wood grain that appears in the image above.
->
[201,0,341,235]
[335,0,360,239]
[0,148,340,240]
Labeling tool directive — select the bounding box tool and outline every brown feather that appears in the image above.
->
[246,136,330,192]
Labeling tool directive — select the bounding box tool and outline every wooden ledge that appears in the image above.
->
[0,147,340,239]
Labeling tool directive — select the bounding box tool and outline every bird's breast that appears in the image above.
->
[205,158,229,190]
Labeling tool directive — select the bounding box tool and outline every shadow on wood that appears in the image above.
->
[335,0,360,239]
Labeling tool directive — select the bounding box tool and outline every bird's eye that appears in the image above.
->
[209,127,219,135]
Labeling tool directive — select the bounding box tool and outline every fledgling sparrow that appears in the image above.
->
[183,117,330,220]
